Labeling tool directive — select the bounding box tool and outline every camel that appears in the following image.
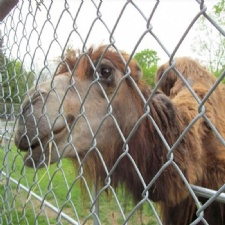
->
[156,57,225,98]
[14,46,225,225]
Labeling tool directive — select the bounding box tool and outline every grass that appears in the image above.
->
[0,143,159,225]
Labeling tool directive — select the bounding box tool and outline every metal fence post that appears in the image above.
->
[0,26,12,221]
[2,121,12,221]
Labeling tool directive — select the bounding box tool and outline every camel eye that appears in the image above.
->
[93,59,115,84]
[100,66,112,79]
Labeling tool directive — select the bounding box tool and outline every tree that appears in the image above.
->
[0,57,34,108]
[191,1,225,79]
[214,0,225,17]
[134,49,160,87]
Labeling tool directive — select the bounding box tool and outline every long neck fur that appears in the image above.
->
[77,82,190,203]
[111,88,188,203]
[74,82,204,225]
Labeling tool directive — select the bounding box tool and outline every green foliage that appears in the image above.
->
[213,0,225,16]
[0,57,35,103]
[0,145,158,225]
[134,49,159,87]
[191,1,225,80]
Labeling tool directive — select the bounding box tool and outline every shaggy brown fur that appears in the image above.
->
[156,57,224,98]
[14,48,225,225]
[156,57,225,224]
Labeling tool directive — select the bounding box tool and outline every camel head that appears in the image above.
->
[14,46,145,168]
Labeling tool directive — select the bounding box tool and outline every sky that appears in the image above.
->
[2,0,216,73]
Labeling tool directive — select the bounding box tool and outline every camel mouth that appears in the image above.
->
[21,125,68,169]
[23,145,48,168]
[16,114,75,169]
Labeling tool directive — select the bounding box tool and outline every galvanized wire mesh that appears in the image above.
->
[0,0,225,225]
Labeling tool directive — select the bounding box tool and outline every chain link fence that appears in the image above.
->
[0,0,225,225]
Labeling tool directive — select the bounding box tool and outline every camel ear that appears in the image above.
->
[57,50,77,74]
[155,67,164,83]
[156,65,178,96]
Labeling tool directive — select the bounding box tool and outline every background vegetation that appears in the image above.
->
[134,49,159,87]
[0,55,34,117]
[0,145,158,225]
[191,0,225,79]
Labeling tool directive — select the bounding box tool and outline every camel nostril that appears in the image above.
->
[66,114,75,125]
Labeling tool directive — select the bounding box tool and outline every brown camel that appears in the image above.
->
[14,47,225,225]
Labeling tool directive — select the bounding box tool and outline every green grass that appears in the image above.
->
[0,143,159,225]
